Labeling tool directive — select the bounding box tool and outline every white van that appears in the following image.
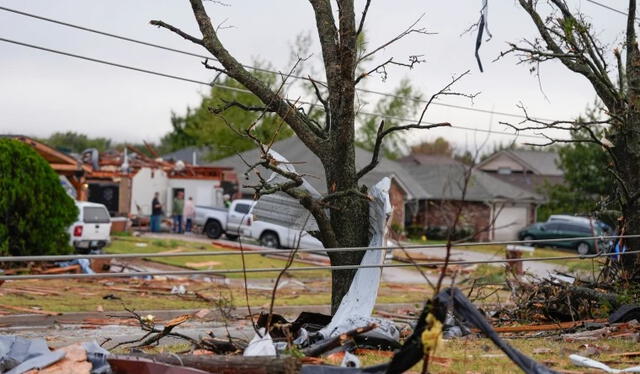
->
[68,201,112,253]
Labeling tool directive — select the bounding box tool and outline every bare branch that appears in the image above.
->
[357,70,474,180]
[201,58,229,74]
[359,14,433,62]
[153,0,325,156]
[356,0,372,36]
[149,20,204,45]
[354,55,425,85]
[210,100,274,115]
[496,0,621,110]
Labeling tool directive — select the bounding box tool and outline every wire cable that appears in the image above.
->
[584,0,639,19]
[0,5,558,122]
[0,234,636,262]
[0,249,637,281]
[0,36,551,140]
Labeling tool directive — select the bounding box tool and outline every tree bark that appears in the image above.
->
[514,0,640,276]
[155,0,377,312]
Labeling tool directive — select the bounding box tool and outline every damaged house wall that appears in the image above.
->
[130,167,169,216]
[399,154,544,241]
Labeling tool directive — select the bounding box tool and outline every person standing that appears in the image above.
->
[172,191,185,233]
[150,192,163,232]
[183,196,195,233]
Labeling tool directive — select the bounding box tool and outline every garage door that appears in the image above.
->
[493,206,528,241]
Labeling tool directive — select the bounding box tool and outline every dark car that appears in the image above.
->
[517,221,606,255]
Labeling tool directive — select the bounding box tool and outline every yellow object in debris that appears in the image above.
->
[421,313,443,354]
[421,235,427,241]
[142,314,155,324]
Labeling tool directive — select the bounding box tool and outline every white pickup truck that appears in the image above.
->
[68,201,112,253]
[195,199,323,249]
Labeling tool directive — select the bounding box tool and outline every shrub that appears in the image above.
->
[406,224,424,240]
[424,225,474,241]
[0,139,78,256]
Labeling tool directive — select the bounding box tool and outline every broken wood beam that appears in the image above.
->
[40,264,81,274]
[0,304,61,316]
[117,354,301,374]
[479,318,608,333]
[302,323,378,357]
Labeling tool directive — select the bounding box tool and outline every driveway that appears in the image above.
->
[135,232,566,284]
[388,245,566,280]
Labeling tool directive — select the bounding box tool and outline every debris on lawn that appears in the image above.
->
[0,336,109,374]
[569,354,640,373]
[506,275,620,322]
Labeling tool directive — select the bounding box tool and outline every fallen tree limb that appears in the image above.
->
[302,323,377,357]
[117,354,301,374]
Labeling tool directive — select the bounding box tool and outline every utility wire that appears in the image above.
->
[0,5,556,122]
[584,0,640,19]
[1,249,637,281]
[0,36,551,140]
[1,234,636,263]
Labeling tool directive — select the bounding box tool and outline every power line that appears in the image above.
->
[0,5,557,122]
[0,36,552,140]
[1,248,637,281]
[1,234,634,263]
[584,0,639,19]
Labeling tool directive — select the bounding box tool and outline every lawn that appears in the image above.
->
[106,236,330,279]
[116,333,640,373]
[347,336,640,373]
[408,239,603,273]
[0,236,437,314]
[0,278,432,314]
[459,243,605,273]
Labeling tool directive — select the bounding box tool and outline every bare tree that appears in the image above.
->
[151,0,470,311]
[500,0,640,276]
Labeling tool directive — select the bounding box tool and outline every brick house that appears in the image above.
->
[477,149,564,193]
[399,155,545,241]
[185,136,430,232]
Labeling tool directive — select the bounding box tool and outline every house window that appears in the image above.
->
[497,167,512,175]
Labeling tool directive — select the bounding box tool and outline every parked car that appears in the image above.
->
[195,200,254,240]
[195,199,324,249]
[518,221,607,255]
[68,201,112,253]
[250,219,323,249]
[547,214,614,235]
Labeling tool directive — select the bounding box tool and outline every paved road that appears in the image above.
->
[135,232,566,283]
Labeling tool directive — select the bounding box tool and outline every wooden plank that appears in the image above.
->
[0,304,61,316]
[481,318,607,333]
[40,265,81,274]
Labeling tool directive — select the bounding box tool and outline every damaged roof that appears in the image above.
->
[398,155,545,203]
[206,136,431,200]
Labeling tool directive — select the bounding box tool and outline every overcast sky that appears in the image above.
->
[0,0,630,151]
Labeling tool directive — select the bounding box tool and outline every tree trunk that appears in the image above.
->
[323,129,370,314]
[611,112,640,275]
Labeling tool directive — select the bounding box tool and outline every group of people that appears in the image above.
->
[150,191,195,233]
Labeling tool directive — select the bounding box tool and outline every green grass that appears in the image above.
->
[351,337,640,373]
[453,244,603,274]
[407,238,448,245]
[106,236,330,279]
[0,278,431,314]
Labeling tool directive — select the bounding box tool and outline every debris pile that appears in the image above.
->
[506,275,620,323]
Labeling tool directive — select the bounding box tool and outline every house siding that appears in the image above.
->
[389,179,406,231]
[422,200,492,241]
